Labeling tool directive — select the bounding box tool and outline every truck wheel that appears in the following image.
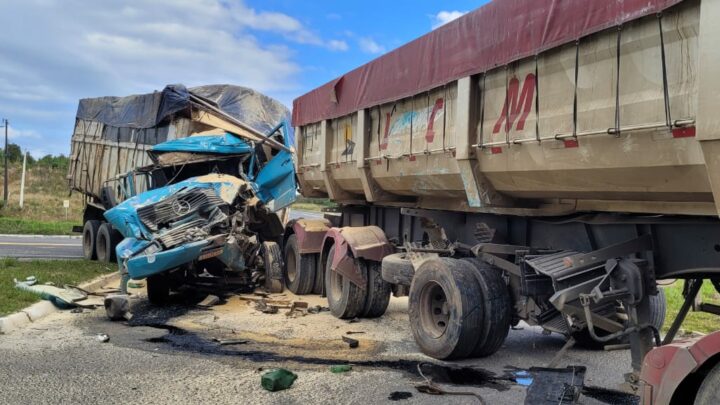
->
[361,260,392,318]
[82,220,101,260]
[325,246,365,319]
[381,252,415,286]
[263,241,284,293]
[572,290,667,349]
[147,273,170,305]
[695,361,720,405]
[462,258,512,357]
[408,258,483,360]
[312,253,324,294]
[96,223,122,263]
[283,234,316,295]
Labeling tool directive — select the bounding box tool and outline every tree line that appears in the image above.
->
[0,143,69,170]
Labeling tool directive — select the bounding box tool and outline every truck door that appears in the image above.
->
[253,120,297,211]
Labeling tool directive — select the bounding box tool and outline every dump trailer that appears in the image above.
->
[287,0,720,402]
[68,84,290,263]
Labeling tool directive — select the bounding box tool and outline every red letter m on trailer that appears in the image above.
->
[493,73,536,134]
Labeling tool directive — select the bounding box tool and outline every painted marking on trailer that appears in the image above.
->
[564,139,580,148]
[493,73,536,134]
[425,98,444,143]
[491,146,503,154]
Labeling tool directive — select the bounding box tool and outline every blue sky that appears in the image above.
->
[0,0,488,157]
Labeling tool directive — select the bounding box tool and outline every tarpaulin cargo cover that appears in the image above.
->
[292,0,684,126]
[78,84,290,134]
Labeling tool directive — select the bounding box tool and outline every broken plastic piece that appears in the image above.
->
[214,338,249,346]
[261,368,297,392]
[329,365,352,373]
[96,334,110,343]
[197,294,221,308]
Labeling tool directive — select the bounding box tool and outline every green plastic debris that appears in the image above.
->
[261,368,297,392]
[329,365,352,373]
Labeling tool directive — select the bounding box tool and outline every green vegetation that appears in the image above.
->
[0,146,84,234]
[0,217,76,235]
[663,280,720,334]
[291,197,336,212]
[0,259,114,316]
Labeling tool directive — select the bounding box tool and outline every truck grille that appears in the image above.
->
[137,188,227,232]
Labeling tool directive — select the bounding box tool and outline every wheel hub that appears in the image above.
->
[419,281,450,338]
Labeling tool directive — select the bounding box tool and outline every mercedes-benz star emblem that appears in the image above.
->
[171,199,192,215]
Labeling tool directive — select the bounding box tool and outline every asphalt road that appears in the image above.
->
[0,210,325,260]
[0,282,638,405]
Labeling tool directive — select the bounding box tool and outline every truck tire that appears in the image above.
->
[82,220,101,260]
[96,223,122,263]
[381,252,414,286]
[312,254,324,294]
[695,361,720,405]
[283,235,316,295]
[408,258,483,360]
[263,241,284,293]
[147,273,170,305]
[325,246,365,319]
[462,258,512,357]
[572,290,667,349]
[361,260,392,318]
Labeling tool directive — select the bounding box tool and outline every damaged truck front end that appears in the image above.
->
[105,121,296,303]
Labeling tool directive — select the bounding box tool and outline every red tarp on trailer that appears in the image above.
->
[292,0,685,126]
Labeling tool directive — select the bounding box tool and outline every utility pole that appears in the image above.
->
[19,151,27,209]
[2,119,7,205]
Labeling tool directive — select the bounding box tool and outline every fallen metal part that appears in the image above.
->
[346,331,365,335]
[104,294,133,321]
[214,338,249,346]
[96,333,110,343]
[342,336,359,348]
[197,294,221,308]
[547,337,575,368]
[415,363,485,404]
[70,308,84,314]
[238,295,291,306]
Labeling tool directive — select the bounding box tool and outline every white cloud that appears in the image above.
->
[358,37,385,54]
[327,40,349,51]
[431,10,467,29]
[0,0,347,156]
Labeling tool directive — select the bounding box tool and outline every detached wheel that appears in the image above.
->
[408,258,483,360]
[283,234,316,295]
[147,273,170,305]
[96,223,122,263]
[462,258,512,357]
[82,220,101,260]
[325,246,366,319]
[695,361,720,405]
[361,260,392,318]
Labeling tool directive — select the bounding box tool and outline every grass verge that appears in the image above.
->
[0,258,114,316]
[0,217,77,235]
[663,280,720,334]
[291,197,337,212]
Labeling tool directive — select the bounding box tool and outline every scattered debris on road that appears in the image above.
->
[104,295,133,321]
[261,368,297,392]
[14,276,88,309]
[95,333,110,343]
[342,335,359,348]
[197,294,221,308]
[329,365,352,373]
[214,338,249,346]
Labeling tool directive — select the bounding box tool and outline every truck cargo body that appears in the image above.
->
[288,0,720,400]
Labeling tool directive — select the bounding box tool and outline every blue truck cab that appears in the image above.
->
[104,121,296,302]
